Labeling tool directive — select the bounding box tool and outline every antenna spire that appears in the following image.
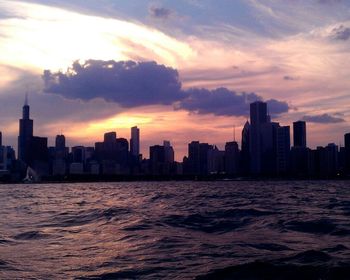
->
[24,92,28,106]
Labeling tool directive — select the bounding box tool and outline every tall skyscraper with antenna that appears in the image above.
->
[18,94,33,164]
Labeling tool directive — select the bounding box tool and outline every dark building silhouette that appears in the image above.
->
[130,127,141,174]
[293,121,306,148]
[116,138,129,173]
[290,146,310,177]
[95,132,117,161]
[325,143,338,177]
[276,126,290,175]
[344,133,350,174]
[0,131,2,147]
[55,134,66,150]
[52,135,68,176]
[70,146,86,174]
[225,141,239,175]
[163,140,174,163]
[150,145,165,175]
[250,101,268,125]
[199,143,213,175]
[28,136,49,175]
[72,146,85,163]
[130,126,140,157]
[18,96,33,164]
[338,146,346,175]
[0,145,16,171]
[289,121,308,177]
[208,146,225,174]
[249,101,268,174]
[104,132,117,143]
[54,135,68,160]
[149,141,175,175]
[187,141,200,175]
[185,141,213,175]
[261,121,279,175]
[240,121,250,175]
[94,133,130,175]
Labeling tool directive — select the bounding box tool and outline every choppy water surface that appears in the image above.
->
[1,181,350,279]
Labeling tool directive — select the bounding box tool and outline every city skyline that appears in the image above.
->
[1,97,349,180]
[0,1,350,159]
[0,94,349,162]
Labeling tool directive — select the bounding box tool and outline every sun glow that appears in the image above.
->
[0,0,195,71]
[88,115,153,131]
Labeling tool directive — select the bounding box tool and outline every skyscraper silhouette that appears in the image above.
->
[55,135,66,151]
[293,121,306,148]
[225,141,239,175]
[344,133,350,174]
[250,101,268,126]
[277,126,290,174]
[240,121,250,175]
[130,126,140,157]
[18,95,33,164]
[249,101,268,174]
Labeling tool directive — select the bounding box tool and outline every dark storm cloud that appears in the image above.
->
[302,113,345,123]
[266,99,290,115]
[176,87,260,116]
[331,25,350,41]
[43,60,184,107]
[43,59,290,117]
[148,6,173,19]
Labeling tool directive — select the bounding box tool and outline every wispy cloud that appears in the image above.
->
[302,113,345,123]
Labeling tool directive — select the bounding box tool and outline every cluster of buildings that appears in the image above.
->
[1,99,350,181]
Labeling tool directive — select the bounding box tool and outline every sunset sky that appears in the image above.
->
[0,0,349,160]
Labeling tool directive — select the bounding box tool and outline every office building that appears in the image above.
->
[293,121,306,148]
[344,133,350,174]
[249,101,268,174]
[276,126,290,174]
[240,121,250,175]
[225,141,240,175]
[130,126,140,157]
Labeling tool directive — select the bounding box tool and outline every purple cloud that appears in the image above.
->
[149,6,173,19]
[331,25,350,41]
[43,59,290,117]
[176,87,261,116]
[43,60,184,107]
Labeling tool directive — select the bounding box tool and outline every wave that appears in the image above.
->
[161,213,249,233]
[195,260,350,280]
[76,266,166,280]
[283,218,337,234]
[13,230,50,240]
[246,243,292,252]
[0,237,13,244]
[161,208,273,233]
[280,250,332,264]
[47,206,131,227]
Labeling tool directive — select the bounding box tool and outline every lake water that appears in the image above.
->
[1,181,350,279]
